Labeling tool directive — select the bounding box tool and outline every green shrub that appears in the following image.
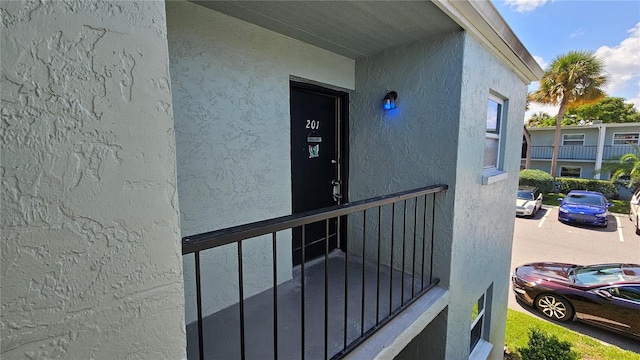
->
[518,329,579,360]
[556,177,619,199]
[519,169,554,194]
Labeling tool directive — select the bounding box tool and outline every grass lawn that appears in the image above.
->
[505,309,640,360]
[542,193,630,214]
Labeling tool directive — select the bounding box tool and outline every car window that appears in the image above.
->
[574,265,627,285]
[564,194,605,206]
[517,191,534,200]
[607,286,640,303]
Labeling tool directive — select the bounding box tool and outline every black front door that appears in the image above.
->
[290,83,346,265]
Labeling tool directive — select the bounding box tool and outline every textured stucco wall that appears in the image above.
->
[1,1,185,359]
[350,32,464,359]
[166,1,355,324]
[350,32,462,286]
[445,33,529,360]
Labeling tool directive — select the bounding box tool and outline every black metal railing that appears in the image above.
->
[182,184,447,360]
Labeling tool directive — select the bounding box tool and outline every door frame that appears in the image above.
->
[290,80,349,253]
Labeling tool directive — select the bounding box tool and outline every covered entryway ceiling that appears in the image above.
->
[192,1,462,59]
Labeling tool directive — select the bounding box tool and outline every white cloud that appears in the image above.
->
[533,55,548,70]
[524,102,559,123]
[627,95,640,111]
[595,22,640,95]
[569,28,584,38]
[504,0,548,13]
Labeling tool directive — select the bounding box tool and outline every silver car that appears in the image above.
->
[516,186,542,217]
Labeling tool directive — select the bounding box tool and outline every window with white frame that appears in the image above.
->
[613,133,640,145]
[562,134,585,146]
[470,284,493,359]
[560,166,581,178]
[470,293,486,352]
[484,95,503,169]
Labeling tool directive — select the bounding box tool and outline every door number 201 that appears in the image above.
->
[306,120,320,130]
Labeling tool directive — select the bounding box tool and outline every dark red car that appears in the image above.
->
[512,262,640,339]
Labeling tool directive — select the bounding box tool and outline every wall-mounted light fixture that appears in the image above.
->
[383,91,398,110]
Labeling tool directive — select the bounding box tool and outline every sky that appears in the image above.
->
[491,0,640,121]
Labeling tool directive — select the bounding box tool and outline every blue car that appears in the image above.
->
[558,190,612,227]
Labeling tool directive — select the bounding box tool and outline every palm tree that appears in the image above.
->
[523,125,531,169]
[526,112,553,127]
[530,51,608,177]
[597,145,640,191]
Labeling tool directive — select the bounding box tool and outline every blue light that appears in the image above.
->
[383,91,398,111]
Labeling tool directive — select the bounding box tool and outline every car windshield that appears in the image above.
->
[570,265,638,286]
[517,191,534,200]
[564,193,605,206]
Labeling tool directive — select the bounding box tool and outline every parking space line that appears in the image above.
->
[615,216,624,242]
[538,207,550,228]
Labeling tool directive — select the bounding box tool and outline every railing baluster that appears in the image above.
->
[272,232,278,360]
[360,209,366,337]
[195,252,204,360]
[238,241,246,360]
[430,193,437,283]
[343,220,349,350]
[401,199,407,305]
[376,206,382,324]
[301,225,306,360]
[412,198,418,297]
[389,203,395,315]
[325,220,329,360]
[421,194,428,290]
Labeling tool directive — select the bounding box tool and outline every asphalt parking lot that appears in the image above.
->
[510,206,640,353]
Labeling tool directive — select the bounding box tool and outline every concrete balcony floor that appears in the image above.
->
[186,250,432,359]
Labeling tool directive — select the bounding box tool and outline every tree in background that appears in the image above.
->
[526,112,555,127]
[565,97,640,124]
[530,51,608,177]
[596,145,640,191]
[526,97,638,127]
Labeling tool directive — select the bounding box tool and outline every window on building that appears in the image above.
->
[562,134,585,146]
[484,96,503,169]
[560,166,581,178]
[613,133,640,145]
[482,94,509,185]
[469,284,494,359]
[470,293,486,352]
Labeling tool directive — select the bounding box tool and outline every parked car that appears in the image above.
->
[516,186,542,217]
[512,262,640,340]
[629,188,640,235]
[557,190,611,227]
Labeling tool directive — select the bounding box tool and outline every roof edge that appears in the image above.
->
[527,122,640,131]
[432,0,544,83]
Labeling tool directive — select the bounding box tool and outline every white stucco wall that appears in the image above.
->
[447,33,529,360]
[1,1,185,359]
[166,1,355,324]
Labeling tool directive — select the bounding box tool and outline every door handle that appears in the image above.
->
[332,180,342,202]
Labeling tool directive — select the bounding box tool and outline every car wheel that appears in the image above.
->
[535,294,573,322]
[636,217,640,235]
[530,207,537,218]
